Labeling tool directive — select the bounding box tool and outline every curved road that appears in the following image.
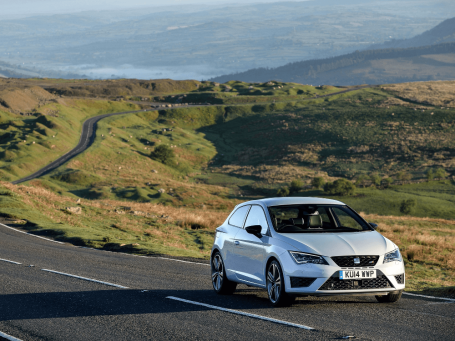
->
[11,85,375,185]
[0,222,454,341]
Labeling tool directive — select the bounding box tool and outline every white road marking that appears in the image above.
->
[41,269,129,289]
[0,258,22,265]
[158,257,210,266]
[0,331,23,341]
[166,296,314,330]
[0,223,64,244]
[403,292,455,302]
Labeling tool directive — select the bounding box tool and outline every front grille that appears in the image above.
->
[331,255,379,267]
[395,274,404,284]
[290,277,316,288]
[319,275,394,291]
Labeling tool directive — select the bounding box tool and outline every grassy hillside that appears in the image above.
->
[0,78,454,297]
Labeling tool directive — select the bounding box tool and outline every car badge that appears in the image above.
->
[354,257,361,265]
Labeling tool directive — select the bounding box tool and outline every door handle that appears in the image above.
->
[234,241,239,246]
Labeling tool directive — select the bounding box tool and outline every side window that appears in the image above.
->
[331,207,365,231]
[228,205,250,228]
[244,205,269,235]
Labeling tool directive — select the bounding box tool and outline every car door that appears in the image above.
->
[231,205,270,286]
[222,205,251,277]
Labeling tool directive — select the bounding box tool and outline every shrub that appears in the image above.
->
[324,179,356,196]
[382,177,393,187]
[426,169,434,181]
[434,167,447,180]
[370,174,382,187]
[151,145,175,166]
[289,179,304,194]
[277,186,290,197]
[400,199,416,215]
[311,177,325,189]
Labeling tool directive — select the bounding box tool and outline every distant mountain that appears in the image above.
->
[210,43,455,85]
[369,17,455,49]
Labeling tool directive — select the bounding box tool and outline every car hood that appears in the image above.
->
[276,231,394,257]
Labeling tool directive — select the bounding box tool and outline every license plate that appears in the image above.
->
[339,270,376,280]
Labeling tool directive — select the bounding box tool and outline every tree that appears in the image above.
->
[311,177,325,189]
[400,199,416,215]
[426,169,434,182]
[289,179,304,194]
[150,145,175,166]
[355,174,369,187]
[397,171,412,182]
[370,174,382,187]
[324,179,356,196]
[434,167,447,180]
[277,186,290,197]
[382,177,393,187]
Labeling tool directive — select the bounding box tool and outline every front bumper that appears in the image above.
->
[281,252,405,295]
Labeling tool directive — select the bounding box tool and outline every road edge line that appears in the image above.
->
[166,296,314,330]
[0,223,64,244]
[403,292,455,302]
[41,269,129,289]
[158,257,210,266]
[0,331,23,341]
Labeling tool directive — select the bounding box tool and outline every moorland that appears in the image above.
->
[0,77,454,297]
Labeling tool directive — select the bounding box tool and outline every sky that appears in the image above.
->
[1,0,308,19]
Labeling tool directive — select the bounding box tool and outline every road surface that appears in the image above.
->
[0,222,454,341]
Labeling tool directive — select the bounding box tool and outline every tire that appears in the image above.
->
[266,260,295,307]
[375,290,403,303]
[211,252,237,295]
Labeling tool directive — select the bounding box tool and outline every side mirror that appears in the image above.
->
[245,225,262,237]
[369,222,378,230]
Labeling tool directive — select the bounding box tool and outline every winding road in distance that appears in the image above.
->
[12,85,374,185]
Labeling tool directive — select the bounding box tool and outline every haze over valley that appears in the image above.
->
[1,0,454,81]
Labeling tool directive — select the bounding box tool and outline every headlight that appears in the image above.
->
[289,251,329,265]
[383,249,402,263]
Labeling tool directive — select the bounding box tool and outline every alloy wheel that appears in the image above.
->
[267,262,282,304]
[212,254,224,291]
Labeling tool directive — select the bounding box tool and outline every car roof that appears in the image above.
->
[240,197,345,207]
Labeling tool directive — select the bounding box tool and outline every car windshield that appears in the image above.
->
[268,204,371,233]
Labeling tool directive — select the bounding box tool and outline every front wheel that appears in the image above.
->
[266,260,295,307]
[375,290,402,303]
[211,252,237,295]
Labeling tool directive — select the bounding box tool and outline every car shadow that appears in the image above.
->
[0,287,377,321]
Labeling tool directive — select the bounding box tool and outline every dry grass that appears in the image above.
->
[383,81,455,107]
[361,212,455,293]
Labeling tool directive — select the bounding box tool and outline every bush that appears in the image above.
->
[370,174,382,187]
[324,179,356,196]
[434,167,447,180]
[382,177,393,187]
[311,177,325,189]
[426,169,434,181]
[289,179,304,194]
[277,187,290,197]
[400,199,416,215]
[150,145,175,166]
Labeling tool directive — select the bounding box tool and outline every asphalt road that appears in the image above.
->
[0,223,454,341]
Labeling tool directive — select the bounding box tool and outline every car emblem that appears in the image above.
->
[354,257,361,265]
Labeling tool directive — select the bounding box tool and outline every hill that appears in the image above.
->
[210,43,455,85]
[0,78,455,295]
[369,17,455,50]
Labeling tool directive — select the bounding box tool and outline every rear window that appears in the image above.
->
[228,205,250,228]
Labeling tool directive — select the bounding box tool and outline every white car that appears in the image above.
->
[211,197,405,306]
